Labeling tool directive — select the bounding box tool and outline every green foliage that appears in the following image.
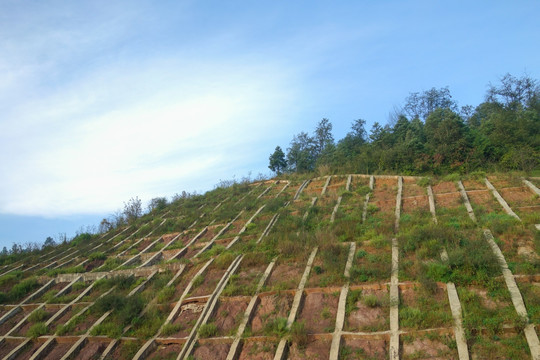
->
[198,323,218,338]
[26,322,48,338]
[263,317,288,337]
[156,286,175,303]
[289,321,308,349]
[28,308,48,323]
[161,323,183,336]
[0,277,39,304]
[88,252,107,261]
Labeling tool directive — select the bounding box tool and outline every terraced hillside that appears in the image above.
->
[0,174,539,360]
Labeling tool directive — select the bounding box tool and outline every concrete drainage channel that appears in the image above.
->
[0,175,539,359]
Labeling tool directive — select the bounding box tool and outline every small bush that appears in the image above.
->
[161,323,183,336]
[27,322,48,338]
[157,286,175,303]
[28,308,48,323]
[88,252,107,261]
[263,317,288,337]
[289,321,308,349]
[363,294,381,308]
[198,323,218,338]
[90,322,122,338]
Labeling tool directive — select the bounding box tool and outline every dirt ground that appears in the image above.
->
[500,186,539,207]
[42,341,72,360]
[191,268,226,297]
[191,341,230,360]
[251,292,294,335]
[341,337,388,359]
[266,263,303,290]
[146,343,183,360]
[346,288,388,332]
[431,181,456,194]
[402,178,427,197]
[0,308,30,335]
[288,337,331,359]
[402,195,430,213]
[462,179,486,191]
[171,301,206,337]
[434,192,462,208]
[238,341,277,360]
[466,190,501,213]
[13,341,43,360]
[211,297,251,336]
[0,339,21,358]
[402,336,457,359]
[74,341,108,360]
[297,292,339,333]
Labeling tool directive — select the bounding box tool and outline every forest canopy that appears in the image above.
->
[269,74,540,175]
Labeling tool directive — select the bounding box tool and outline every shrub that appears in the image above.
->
[157,286,175,303]
[27,322,48,338]
[90,322,122,338]
[161,323,183,336]
[28,308,48,323]
[363,294,381,308]
[263,317,288,337]
[88,252,107,261]
[289,321,308,349]
[198,323,218,338]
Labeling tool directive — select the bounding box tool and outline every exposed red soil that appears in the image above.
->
[191,341,230,360]
[171,300,206,337]
[372,184,397,203]
[15,308,59,336]
[304,179,328,196]
[402,337,457,359]
[373,199,396,213]
[431,181,456,194]
[172,264,204,299]
[346,288,388,332]
[136,238,154,252]
[35,282,69,302]
[73,313,99,335]
[288,337,331,359]
[465,190,501,213]
[14,341,43,360]
[238,341,277,360]
[402,195,430,213]
[434,192,462,208]
[84,259,104,272]
[462,179,486,191]
[0,339,21,358]
[298,292,338,333]
[250,292,294,335]
[48,305,85,334]
[486,176,520,188]
[74,340,108,360]
[42,341,72,360]
[266,264,303,290]
[146,343,182,360]
[342,337,388,359]
[211,296,251,336]
[191,268,227,297]
[402,179,427,197]
[0,308,29,335]
[196,225,224,243]
[499,187,539,207]
[350,177,370,192]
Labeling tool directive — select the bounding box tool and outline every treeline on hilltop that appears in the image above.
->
[269,74,540,176]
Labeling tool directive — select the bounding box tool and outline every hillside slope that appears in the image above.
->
[0,174,539,360]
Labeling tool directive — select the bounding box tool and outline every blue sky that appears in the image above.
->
[1,1,539,248]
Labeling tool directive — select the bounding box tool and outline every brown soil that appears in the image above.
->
[434,192,462,208]
[73,313,99,335]
[191,341,230,360]
[486,176,519,188]
[297,292,338,333]
[15,341,44,360]
[191,268,226,297]
[431,181,456,194]
[48,304,85,334]
[197,225,224,243]
[171,301,206,337]
[372,182,397,203]
[84,259,104,272]
[137,238,154,252]
[466,190,500,212]
[351,176,369,191]
[500,187,539,207]
[304,179,327,196]
[251,293,294,335]
[402,195,430,213]
[342,337,388,359]
[462,179,486,191]
[172,263,204,299]
[106,341,142,360]
[402,337,456,359]
[238,341,277,360]
[288,337,331,359]
[373,199,396,213]
[15,308,59,336]
[211,297,251,336]
[346,288,389,332]
[147,343,183,360]
[74,341,108,360]
[43,341,72,360]
[402,179,427,197]
[0,308,29,335]
[266,263,303,290]
[0,339,21,358]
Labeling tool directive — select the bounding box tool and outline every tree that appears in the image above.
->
[99,218,113,234]
[486,73,540,110]
[313,118,334,158]
[148,197,168,213]
[287,132,316,172]
[44,237,56,248]
[268,146,287,175]
[403,87,458,121]
[123,197,142,223]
